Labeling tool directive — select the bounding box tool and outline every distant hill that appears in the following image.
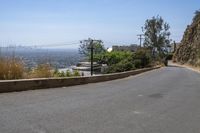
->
[173,10,200,66]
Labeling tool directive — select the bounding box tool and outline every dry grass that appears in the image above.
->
[29,64,52,78]
[0,56,81,80]
[0,57,53,79]
[0,57,24,80]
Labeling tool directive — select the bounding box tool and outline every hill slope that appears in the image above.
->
[173,10,200,66]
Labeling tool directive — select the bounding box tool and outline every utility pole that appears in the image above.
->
[137,34,144,47]
[90,39,94,76]
[81,38,102,76]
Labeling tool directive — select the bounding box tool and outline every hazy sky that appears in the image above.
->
[0,0,199,48]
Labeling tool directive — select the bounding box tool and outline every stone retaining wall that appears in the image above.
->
[0,66,160,93]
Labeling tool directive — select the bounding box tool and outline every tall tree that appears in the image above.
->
[143,16,171,56]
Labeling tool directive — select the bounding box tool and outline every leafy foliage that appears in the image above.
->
[73,70,81,77]
[94,50,152,73]
[107,59,135,73]
[143,16,171,55]
[66,70,72,77]
[79,38,106,57]
[94,51,133,65]
[133,48,151,68]
[53,69,80,77]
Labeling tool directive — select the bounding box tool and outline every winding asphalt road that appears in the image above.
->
[0,66,200,133]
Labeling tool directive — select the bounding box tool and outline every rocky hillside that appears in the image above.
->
[173,10,200,66]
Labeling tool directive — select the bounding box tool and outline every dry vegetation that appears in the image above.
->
[0,57,80,80]
[28,64,52,78]
[0,57,24,80]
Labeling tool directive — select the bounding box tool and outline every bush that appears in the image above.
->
[95,50,153,73]
[73,70,81,77]
[0,56,82,79]
[29,64,52,78]
[53,69,80,77]
[133,48,151,68]
[59,71,66,77]
[94,51,133,65]
[0,57,24,80]
[133,59,142,68]
[66,70,72,77]
[53,68,59,77]
[107,59,135,73]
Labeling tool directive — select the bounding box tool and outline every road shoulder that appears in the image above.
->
[168,61,200,74]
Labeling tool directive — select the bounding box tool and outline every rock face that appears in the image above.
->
[173,11,200,66]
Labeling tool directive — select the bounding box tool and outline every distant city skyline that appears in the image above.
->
[0,0,199,48]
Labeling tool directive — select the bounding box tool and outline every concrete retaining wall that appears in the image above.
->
[0,66,160,93]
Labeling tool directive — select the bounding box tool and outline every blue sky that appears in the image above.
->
[0,0,199,48]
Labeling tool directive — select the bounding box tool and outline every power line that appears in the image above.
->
[1,39,143,49]
[0,42,80,49]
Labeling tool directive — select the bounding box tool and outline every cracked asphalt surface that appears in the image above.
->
[0,66,200,133]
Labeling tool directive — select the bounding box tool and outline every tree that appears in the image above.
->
[143,16,171,56]
[79,38,106,57]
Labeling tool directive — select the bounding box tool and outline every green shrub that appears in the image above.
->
[133,59,142,68]
[53,68,59,77]
[133,48,151,68]
[94,49,153,73]
[53,69,80,77]
[66,70,72,77]
[73,70,80,77]
[107,59,135,73]
[59,71,66,77]
[94,51,133,65]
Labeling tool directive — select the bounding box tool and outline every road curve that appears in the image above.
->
[0,66,200,133]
